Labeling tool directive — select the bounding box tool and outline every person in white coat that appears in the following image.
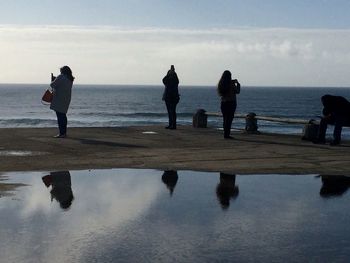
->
[50,66,74,138]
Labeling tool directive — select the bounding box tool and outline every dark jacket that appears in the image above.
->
[321,95,350,117]
[162,71,179,103]
[219,81,240,103]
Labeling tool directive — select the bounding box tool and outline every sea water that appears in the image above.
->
[1,84,350,137]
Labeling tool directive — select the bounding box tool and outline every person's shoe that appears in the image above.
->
[330,140,340,146]
[169,126,176,130]
[224,136,234,139]
[165,126,171,129]
[312,138,326,144]
[53,134,66,138]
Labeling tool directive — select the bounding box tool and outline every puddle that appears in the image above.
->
[1,169,350,262]
[0,150,46,156]
[141,131,158,134]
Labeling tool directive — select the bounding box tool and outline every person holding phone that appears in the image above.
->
[217,70,240,139]
[50,66,75,138]
[162,65,180,130]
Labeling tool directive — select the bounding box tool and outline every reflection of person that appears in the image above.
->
[314,95,350,145]
[162,65,180,130]
[217,70,240,139]
[42,171,74,210]
[50,66,75,138]
[161,170,178,196]
[319,175,350,198]
[216,172,239,210]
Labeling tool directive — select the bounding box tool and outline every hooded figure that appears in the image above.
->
[162,65,180,129]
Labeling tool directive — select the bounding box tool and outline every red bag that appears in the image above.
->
[42,89,53,104]
[42,175,52,187]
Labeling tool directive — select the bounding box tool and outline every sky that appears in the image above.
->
[0,0,350,86]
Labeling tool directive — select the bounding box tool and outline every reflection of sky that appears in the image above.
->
[0,169,161,263]
[1,170,350,262]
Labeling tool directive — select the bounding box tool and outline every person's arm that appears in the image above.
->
[233,79,240,94]
[162,75,168,86]
[175,73,179,85]
[50,74,63,91]
[322,107,332,120]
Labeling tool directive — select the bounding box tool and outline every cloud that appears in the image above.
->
[0,169,162,262]
[0,25,350,86]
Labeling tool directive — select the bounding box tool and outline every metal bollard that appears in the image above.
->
[193,109,208,128]
[245,112,258,133]
[302,119,320,141]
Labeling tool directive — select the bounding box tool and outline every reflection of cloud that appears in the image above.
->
[0,25,350,86]
[1,170,161,263]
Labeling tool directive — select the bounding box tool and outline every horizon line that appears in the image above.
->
[0,83,349,89]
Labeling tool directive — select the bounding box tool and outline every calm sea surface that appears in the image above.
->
[1,84,350,137]
[1,169,350,262]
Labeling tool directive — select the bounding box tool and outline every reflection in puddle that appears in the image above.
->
[161,170,178,196]
[42,171,74,210]
[216,173,239,210]
[319,175,350,197]
[1,169,350,262]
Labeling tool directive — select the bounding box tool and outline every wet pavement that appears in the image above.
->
[1,126,350,174]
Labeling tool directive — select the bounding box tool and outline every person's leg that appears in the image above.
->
[221,102,228,137]
[226,112,234,136]
[221,102,233,138]
[316,118,328,143]
[166,101,177,129]
[226,102,237,138]
[55,111,63,135]
[61,113,67,135]
[332,115,345,145]
[171,102,177,129]
[165,101,171,128]
[55,111,67,136]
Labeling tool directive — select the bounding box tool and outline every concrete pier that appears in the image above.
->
[0,125,349,174]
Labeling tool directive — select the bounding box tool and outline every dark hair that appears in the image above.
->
[60,66,75,82]
[217,70,232,96]
[321,94,332,104]
[59,194,74,210]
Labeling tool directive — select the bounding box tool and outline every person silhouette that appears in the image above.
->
[42,171,74,210]
[50,66,75,138]
[216,172,239,210]
[217,70,240,139]
[319,175,350,198]
[162,65,180,130]
[161,170,178,196]
[314,95,350,145]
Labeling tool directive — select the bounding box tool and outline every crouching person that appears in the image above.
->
[314,95,350,145]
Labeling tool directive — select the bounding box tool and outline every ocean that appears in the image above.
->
[1,84,350,138]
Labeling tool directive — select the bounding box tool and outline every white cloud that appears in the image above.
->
[0,170,162,263]
[0,25,350,86]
